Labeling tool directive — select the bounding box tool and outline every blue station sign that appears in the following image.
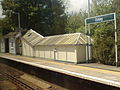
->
[86,13,115,24]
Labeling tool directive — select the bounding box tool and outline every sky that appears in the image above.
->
[0,0,89,18]
[68,0,88,12]
[0,2,2,16]
[0,2,5,18]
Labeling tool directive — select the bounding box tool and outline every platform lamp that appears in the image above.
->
[12,12,21,29]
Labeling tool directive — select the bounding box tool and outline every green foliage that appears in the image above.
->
[65,0,120,66]
[0,17,15,35]
[92,0,120,65]
[93,23,115,65]
[65,11,87,33]
[1,0,67,36]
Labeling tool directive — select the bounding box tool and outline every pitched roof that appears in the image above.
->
[4,32,18,38]
[36,33,89,46]
[22,29,44,46]
[22,29,92,46]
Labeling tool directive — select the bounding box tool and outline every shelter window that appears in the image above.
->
[28,33,32,37]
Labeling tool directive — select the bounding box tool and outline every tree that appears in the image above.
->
[92,0,120,65]
[93,23,115,65]
[1,0,67,36]
[65,11,87,33]
[64,0,120,65]
[0,17,14,35]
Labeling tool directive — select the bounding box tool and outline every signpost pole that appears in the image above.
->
[88,0,91,62]
[114,13,118,67]
[85,20,88,63]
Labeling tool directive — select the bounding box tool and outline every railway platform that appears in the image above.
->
[0,53,120,88]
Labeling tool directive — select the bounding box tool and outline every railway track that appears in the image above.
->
[2,72,42,90]
[0,63,43,90]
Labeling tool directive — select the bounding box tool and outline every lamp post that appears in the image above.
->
[12,12,21,29]
[88,0,90,17]
[18,13,20,29]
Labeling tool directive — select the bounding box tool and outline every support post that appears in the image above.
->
[114,13,118,67]
[88,24,91,62]
[85,20,88,63]
[88,0,91,62]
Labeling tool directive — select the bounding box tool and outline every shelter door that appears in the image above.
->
[5,38,9,53]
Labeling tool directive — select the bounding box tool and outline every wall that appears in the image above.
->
[57,46,67,62]
[35,46,53,59]
[34,45,77,63]
[44,46,51,59]
[66,46,77,63]
[22,42,87,63]
[0,38,5,53]
[76,45,86,63]
[22,40,34,57]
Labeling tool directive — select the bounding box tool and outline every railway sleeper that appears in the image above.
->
[7,74,43,90]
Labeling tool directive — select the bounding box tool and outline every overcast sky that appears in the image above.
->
[0,2,5,18]
[0,2,2,16]
[0,0,89,18]
[68,0,88,12]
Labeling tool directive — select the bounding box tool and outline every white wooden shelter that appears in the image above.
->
[1,32,22,54]
[22,29,90,63]
[35,33,88,63]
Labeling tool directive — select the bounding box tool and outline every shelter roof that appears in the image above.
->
[22,29,44,46]
[23,29,92,46]
[36,33,89,46]
[4,32,18,38]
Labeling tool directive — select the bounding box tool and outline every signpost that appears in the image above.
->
[86,13,115,24]
[85,13,118,67]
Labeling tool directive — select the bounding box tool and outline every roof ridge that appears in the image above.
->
[45,33,83,38]
[75,33,81,44]
[30,29,44,38]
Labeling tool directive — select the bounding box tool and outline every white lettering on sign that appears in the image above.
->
[95,17,103,22]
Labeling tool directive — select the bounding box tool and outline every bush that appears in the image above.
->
[93,24,120,66]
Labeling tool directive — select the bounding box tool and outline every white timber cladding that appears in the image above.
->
[35,46,39,57]
[66,46,76,62]
[22,40,26,56]
[22,29,92,63]
[76,45,86,63]
[34,45,77,63]
[44,46,51,59]
[50,46,55,59]
[22,40,34,57]
[58,46,66,61]
[1,38,5,53]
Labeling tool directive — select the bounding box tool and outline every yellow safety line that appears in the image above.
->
[1,54,120,76]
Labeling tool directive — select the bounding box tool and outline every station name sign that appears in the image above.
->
[86,13,115,24]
